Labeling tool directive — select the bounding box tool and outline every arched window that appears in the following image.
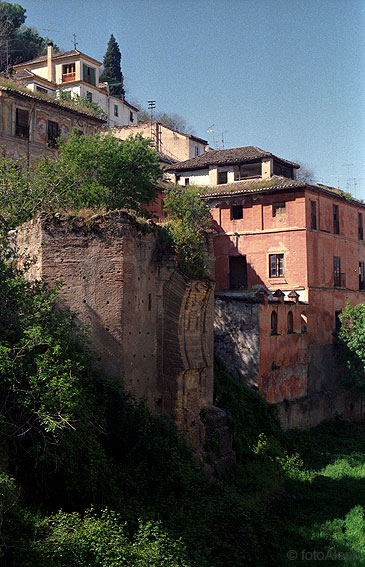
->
[287,311,294,334]
[271,311,278,335]
[301,312,307,334]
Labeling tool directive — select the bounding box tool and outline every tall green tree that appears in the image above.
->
[100,34,125,99]
[0,1,58,72]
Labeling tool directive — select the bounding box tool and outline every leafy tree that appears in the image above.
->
[163,185,211,278]
[99,34,125,99]
[295,162,316,184]
[339,302,365,393]
[0,1,59,72]
[0,131,161,227]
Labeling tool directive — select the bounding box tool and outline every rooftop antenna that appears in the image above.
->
[221,130,228,149]
[343,163,354,194]
[73,33,78,50]
[147,101,156,147]
[207,125,217,148]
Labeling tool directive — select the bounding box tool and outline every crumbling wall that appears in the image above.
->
[214,295,260,388]
[16,211,215,452]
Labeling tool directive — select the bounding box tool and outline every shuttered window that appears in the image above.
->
[15,108,29,138]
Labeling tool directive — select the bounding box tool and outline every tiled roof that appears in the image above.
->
[13,49,101,68]
[14,69,57,88]
[0,81,105,122]
[166,146,300,172]
[202,176,306,198]
[201,176,365,208]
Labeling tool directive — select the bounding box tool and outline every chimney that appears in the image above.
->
[47,41,54,83]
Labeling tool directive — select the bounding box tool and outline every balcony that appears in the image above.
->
[62,72,76,83]
[334,272,346,288]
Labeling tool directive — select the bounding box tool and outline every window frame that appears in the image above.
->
[333,204,340,234]
[269,253,284,278]
[272,202,286,217]
[230,204,243,220]
[310,200,317,229]
[47,120,59,148]
[15,108,29,139]
[218,171,228,185]
[359,261,365,291]
[114,104,118,117]
[358,213,363,241]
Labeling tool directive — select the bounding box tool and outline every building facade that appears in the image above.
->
[168,145,365,425]
[13,43,138,128]
[111,121,208,164]
[0,81,105,162]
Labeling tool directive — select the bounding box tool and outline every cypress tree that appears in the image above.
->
[100,34,125,99]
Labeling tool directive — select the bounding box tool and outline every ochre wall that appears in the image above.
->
[16,212,215,452]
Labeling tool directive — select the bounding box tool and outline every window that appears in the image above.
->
[335,310,342,332]
[301,313,307,333]
[83,64,96,86]
[184,178,190,186]
[229,256,247,289]
[86,91,92,102]
[62,63,75,83]
[194,145,199,156]
[269,254,284,278]
[333,204,339,234]
[273,162,294,178]
[333,256,344,287]
[47,120,59,148]
[287,311,294,334]
[218,171,228,185]
[311,201,317,229]
[129,111,134,123]
[359,262,365,291]
[359,213,363,240]
[234,162,261,180]
[113,104,118,117]
[15,108,29,139]
[272,202,286,217]
[271,311,278,335]
[36,86,48,94]
[231,204,243,220]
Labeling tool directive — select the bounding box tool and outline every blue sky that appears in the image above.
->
[20,0,365,199]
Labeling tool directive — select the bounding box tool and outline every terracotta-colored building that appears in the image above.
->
[168,146,365,425]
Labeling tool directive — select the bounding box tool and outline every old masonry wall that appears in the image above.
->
[15,211,226,456]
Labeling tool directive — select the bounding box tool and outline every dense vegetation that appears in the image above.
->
[1,254,364,565]
[0,1,59,73]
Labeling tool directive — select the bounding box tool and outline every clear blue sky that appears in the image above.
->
[20,0,365,199]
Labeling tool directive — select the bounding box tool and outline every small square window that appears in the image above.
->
[273,202,286,217]
[218,171,228,184]
[231,205,243,220]
[114,104,118,117]
[86,91,92,102]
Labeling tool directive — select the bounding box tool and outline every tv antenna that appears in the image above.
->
[207,124,218,148]
[147,100,156,122]
[39,23,59,39]
[73,34,78,50]
[221,131,228,149]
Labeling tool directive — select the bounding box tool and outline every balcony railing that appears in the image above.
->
[334,272,346,288]
[62,72,76,83]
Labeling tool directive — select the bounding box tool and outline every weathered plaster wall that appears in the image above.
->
[16,211,215,452]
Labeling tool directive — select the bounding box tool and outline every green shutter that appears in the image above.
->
[90,67,96,86]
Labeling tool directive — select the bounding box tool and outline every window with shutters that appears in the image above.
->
[269,254,284,278]
[47,120,59,148]
[15,108,29,139]
[114,104,118,117]
[359,262,365,291]
[83,64,96,86]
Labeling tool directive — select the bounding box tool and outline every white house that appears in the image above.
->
[13,42,138,128]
